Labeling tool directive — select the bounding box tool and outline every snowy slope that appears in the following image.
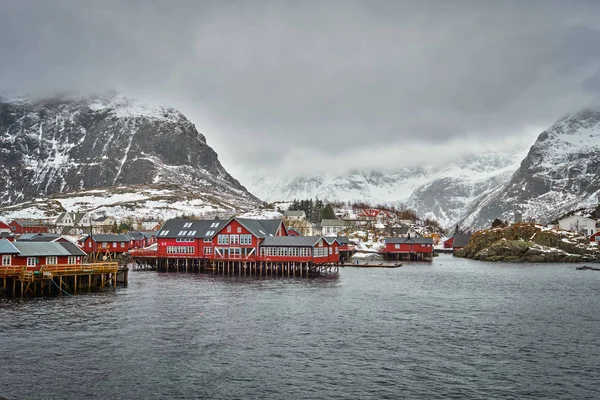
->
[247,150,525,228]
[461,109,600,229]
[0,184,261,222]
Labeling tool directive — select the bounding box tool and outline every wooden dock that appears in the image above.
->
[0,263,128,298]
[131,256,339,277]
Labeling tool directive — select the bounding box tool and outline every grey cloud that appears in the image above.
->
[1,0,599,181]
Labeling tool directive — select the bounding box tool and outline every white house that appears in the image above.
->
[320,219,348,236]
[558,215,597,236]
[55,212,92,235]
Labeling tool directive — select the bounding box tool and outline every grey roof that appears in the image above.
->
[84,234,131,242]
[0,239,20,254]
[127,231,155,240]
[385,236,433,245]
[284,210,306,218]
[12,241,86,257]
[321,219,347,227]
[17,233,61,242]
[12,219,48,227]
[236,218,284,238]
[452,233,472,248]
[157,219,224,239]
[260,236,323,247]
[336,236,350,245]
[93,216,112,222]
[323,237,339,245]
[397,226,409,235]
[56,212,88,225]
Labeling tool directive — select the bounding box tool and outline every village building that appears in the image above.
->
[92,216,117,233]
[9,219,51,235]
[383,236,434,261]
[558,215,597,236]
[79,234,133,259]
[259,236,339,264]
[141,220,162,231]
[590,231,600,243]
[283,210,316,236]
[55,212,92,235]
[127,231,157,249]
[0,221,11,233]
[0,232,17,242]
[320,219,348,236]
[0,239,86,269]
[358,209,396,224]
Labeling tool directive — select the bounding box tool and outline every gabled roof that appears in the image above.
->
[127,231,155,240]
[452,233,472,248]
[0,239,20,254]
[93,216,114,222]
[56,212,89,225]
[321,219,347,227]
[157,219,224,239]
[385,236,433,245]
[12,241,86,257]
[11,219,48,227]
[261,236,323,247]
[283,210,306,218]
[235,218,283,238]
[336,236,350,245]
[17,233,61,242]
[82,234,131,242]
[0,221,10,229]
[323,237,339,245]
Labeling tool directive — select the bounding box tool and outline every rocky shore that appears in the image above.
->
[455,223,600,262]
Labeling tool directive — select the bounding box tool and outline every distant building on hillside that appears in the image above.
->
[55,212,92,235]
[558,215,597,236]
[320,219,348,236]
[141,220,161,231]
[283,211,315,236]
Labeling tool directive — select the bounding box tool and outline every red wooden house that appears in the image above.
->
[443,237,454,248]
[127,231,157,249]
[0,221,11,233]
[10,219,50,234]
[259,236,339,264]
[209,218,287,261]
[590,231,600,243]
[79,234,134,254]
[155,218,228,258]
[384,236,434,261]
[1,239,86,270]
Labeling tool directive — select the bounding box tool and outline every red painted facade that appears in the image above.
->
[590,232,600,243]
[384,242,433,254]
[79,236,133,253]
[10,220,50,234]
[443,237,454,248]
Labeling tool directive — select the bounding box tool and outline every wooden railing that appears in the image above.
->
[41,263,119,275]
[0,266,25,277]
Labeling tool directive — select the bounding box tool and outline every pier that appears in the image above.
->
[0,263,128,298]
[131,254,338,277]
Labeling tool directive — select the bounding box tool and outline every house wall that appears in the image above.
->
[81,237,132,253]
[8,255,83,269]
[210,220,260,260]
[385,243,433,253]
[10,221,49,234]
[558,216,597,235]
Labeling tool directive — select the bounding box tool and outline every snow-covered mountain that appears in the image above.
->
[461,109,600,229]
[0,94,261,211]
[247,150,525,228]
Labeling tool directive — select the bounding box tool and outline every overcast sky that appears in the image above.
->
[1,0,600,183]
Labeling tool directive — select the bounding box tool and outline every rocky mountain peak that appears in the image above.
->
[0,93,260,208]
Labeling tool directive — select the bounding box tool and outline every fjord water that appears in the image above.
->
[1,255,599,399]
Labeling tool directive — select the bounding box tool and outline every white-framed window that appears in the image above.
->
[68,256,77,265]
[176,238,194,243]
[204,247,213,255]
[204,238,212,243]
[183,222,193,228]
[121,242,125,248]
[395,244,400,249]
[113,242,117,248]
[237,227,242,233]
[88,242,92,248]
[329,247,332,255]
[27,257,37,267]
[230,234,239,244]
[240,234,252,245]
[218,234,229,245]
[46,256,57,265]
[335,248,338,254]
[260,247,266,256]
[1,255,11,266]
[227,225,232,233]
